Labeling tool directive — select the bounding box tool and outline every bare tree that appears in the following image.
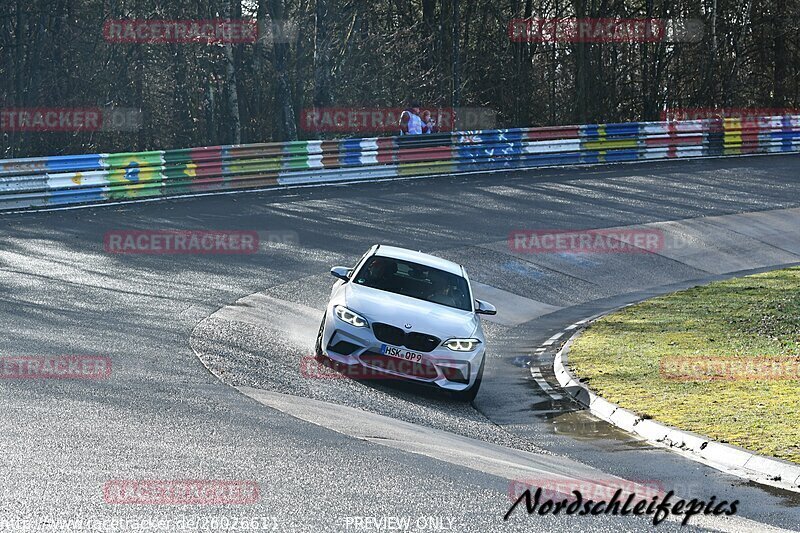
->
[313,0,333,115]
[267,0,297,140]
[223,0,242,144]
[2,0,799,157]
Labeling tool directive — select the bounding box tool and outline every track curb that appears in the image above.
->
[553,315,800,494]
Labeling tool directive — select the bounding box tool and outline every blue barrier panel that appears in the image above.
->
[48,187,107,205]
[603,123,641,137]
[45,154,105,173]
[604,149,641,162]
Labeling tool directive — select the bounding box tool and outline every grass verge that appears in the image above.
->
[568,266,800,464]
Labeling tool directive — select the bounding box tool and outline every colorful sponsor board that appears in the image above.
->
[662,108,800,126]
[2,115,799,211]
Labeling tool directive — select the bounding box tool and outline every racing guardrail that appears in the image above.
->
[1,115,799,211]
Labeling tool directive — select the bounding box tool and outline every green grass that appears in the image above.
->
[568,266,800,464]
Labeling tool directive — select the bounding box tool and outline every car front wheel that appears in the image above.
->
[314,312,326,359]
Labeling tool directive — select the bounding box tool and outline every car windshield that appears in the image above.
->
[353,256,472,311]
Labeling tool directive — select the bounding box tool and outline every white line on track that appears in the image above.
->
[542,332,564,346]
[530,367,563,400]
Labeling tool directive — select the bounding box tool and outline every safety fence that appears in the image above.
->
[1,115,799,211]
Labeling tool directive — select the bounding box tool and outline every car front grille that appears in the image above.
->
[371,323,441,352]
[360,352,438,380]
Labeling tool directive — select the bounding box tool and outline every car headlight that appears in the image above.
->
[443,338,481,351]
[334,305,369,328]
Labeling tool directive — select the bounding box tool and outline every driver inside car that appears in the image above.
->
[427,270,458,308]
[364,258,398,291]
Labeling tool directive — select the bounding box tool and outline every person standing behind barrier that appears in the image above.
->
[421,110,436,134]
[399,100,424,135]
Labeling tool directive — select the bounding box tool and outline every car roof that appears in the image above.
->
[372,245,464,276]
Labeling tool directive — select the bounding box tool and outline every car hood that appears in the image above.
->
[345,283,478,339]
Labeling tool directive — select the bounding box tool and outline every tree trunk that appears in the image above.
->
[205,78,217,146]
[704,0,718,105]
[268,0,298,141]
[451,0,460,125]
[313,0,332,135]
[773,0,787,106]
[172,44,192,145]
[572,0,590,123]
[223,0,242,144]
[422,0,436,75]
[252,0,268,137]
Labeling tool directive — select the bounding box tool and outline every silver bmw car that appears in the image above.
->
[314,244,496,401]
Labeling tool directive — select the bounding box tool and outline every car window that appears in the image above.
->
[353,256,471,311]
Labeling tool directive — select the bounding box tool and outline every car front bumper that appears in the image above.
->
[320,309,484,391]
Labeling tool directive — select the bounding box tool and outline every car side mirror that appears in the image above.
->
[475,299,497,315]
[330,266,350,281]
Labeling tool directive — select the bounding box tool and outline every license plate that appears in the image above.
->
[380,344,423,363]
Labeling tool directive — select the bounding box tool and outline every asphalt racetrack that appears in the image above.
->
[2,155,800,532]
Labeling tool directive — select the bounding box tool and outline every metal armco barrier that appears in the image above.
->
[1,115,799,211]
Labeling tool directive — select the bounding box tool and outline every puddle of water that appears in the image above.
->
[546,410,643,443]
[744,480,800,506]
[511,356,532,368]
